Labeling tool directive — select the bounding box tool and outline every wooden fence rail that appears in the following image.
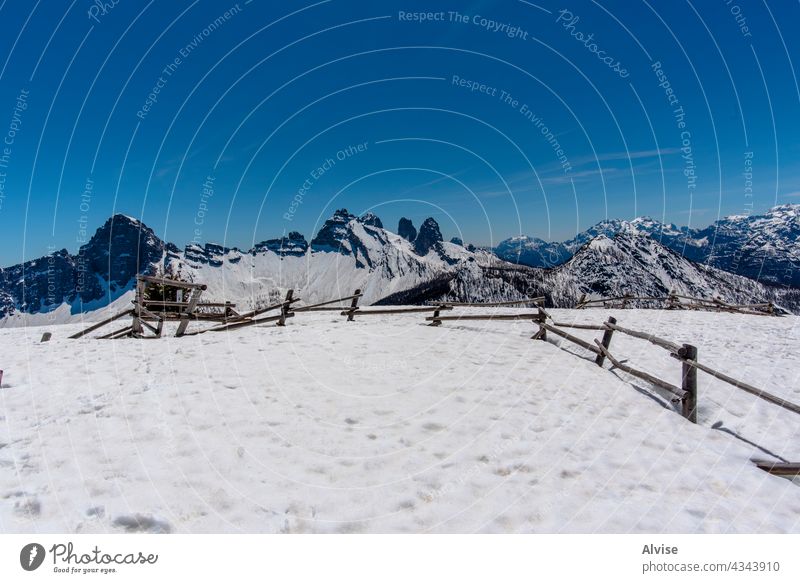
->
[292,291,363,312]
[345,305,451,316]
[670,350,800,416]
[535,314,800,424]
[426,313,543,323]
[439,297,545,307]
[605,322,682,353]
[594,338,687,400]
[69,309,134,339]
[577,292,776,316]
[752,461,800,477]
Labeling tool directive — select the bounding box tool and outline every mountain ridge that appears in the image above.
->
[1,206,798,320]
[494,204,800,287]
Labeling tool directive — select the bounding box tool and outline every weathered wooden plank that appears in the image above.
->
[426,313,542,322]
[295,306,358,312]
[348,306,452,316]
[441,297,545,307]
[539,322,601,355]
[175,286,204,337]
[606,322,682,353]
[672,352,800,416]
[277,290,294,326]
[137,275,207,289]
[551,322,608,330]
[594,316,616,367]
[346,288,361,322]
[680,344,698,423]
[753,461,800,476]
[292,293,363,312]
[579,295,667,305]
[69,309,135,339]
[238,297,300,320]
[204,311,295,333]
[594,339,686,398]
[141,300,234,308]
[98,325,133,340]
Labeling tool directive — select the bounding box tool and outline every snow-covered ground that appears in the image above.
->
[1,309,798,533]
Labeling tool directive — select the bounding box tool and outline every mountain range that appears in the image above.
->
[494,204,800,288]
[1,204,798,321]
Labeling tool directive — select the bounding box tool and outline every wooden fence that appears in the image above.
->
[533,314,800,423]
[576,292,777,316]
[63,286,799,476]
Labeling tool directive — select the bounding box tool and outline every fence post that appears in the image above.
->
[681,343,698,423]
[346,289,361,321]
[532,307,547,340]
[594,316,617,367]
[277,289,294,326]
[428,304,443,327]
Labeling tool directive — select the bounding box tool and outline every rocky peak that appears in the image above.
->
[398,217,416,242]
[253,231,308,257]
[77,214,166,296]
[413,217,443,256]
[358,212,383,229]
[310,209,357,251]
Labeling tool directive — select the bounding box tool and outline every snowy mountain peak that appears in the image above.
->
[358,212,383,228]
[398,217,417,242]
[494,204,800,287]
[414,218,444,256]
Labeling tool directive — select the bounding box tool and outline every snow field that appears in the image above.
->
[0,309,798,533]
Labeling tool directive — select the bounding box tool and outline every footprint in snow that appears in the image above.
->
[86,506,105,518]
[112,514,172,533]
[13,496,41,517]
[422,422,445,432]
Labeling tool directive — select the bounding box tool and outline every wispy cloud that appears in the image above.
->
[564,147,681,169]
[782,190,800,198]
[542,167,621,185]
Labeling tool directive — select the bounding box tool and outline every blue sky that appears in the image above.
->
[0,0,798,264]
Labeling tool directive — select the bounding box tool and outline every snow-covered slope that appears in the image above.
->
[162,210,495,309]
[494,205,800,287]
[382,231,799,313]
[0,211,496,323]
[693,204,800,286]
[1,309,798,533]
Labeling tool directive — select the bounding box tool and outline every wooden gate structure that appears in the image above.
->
[69,276,363,339]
